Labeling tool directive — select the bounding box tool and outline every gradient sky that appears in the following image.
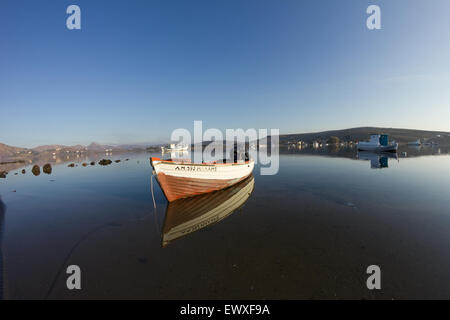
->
[1,0,450,147]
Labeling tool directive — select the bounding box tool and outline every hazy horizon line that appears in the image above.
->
[2,125,450,150]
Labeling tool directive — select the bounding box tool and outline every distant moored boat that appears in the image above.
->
[161,143,189,153]
[357,134,398,152]
[408,139,421,146]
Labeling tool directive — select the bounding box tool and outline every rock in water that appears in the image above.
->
[22,169,26,174]
[0,171,7,178]
[82,163,88,167]
[90,162,95,166]
[68,163,75,167]
[115,160,121,163]
[32,165,40,176]
[98,159,112,166]
[43,163,52,174]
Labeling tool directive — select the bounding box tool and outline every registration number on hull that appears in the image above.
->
[174,165,217,172]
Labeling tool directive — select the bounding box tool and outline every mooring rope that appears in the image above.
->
[150,173,162,237]
[150,172,156,209]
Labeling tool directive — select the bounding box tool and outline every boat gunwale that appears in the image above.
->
[150,157,253,167]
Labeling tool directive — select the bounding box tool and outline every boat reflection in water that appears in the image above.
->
[356,151,398,169]
[161,175,255,247]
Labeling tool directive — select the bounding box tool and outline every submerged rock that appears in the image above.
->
[125,159,129,161]
[68,163,75,167]
[98,159,112,166]
[32,165,40,176]
[43,163,52,174]
[115,160,121,163]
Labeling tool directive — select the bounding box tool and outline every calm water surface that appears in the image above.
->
[1,150,450,299]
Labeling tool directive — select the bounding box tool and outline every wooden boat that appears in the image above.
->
[150,157,254,202]
[162,175,254,247]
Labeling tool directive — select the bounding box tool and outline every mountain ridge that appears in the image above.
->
[278,127,450,144]
[1,127,450,158]
[0,142,127,159]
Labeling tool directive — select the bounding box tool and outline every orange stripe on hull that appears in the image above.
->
[156,172,251,202]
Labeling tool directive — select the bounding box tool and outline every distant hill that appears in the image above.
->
[87,142,111,151]
[115,144,147,150]
[2,127,450,158]
[279,127,450,145]
[0,142,130,159]
[32,145,72,152]
[0,143,31,159]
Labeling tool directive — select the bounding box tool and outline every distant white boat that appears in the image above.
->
[166,150,189,161]
[408,139,421,146]
[161,143,189,153]
[357,134,398,152]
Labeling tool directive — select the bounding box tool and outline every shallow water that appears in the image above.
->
[0,149,450,299]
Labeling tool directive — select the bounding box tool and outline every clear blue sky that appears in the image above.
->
[1,0,450,147]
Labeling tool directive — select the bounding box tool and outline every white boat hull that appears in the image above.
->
[161,146,189,153]
[150,158,255,202]
[357,142,398,152]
